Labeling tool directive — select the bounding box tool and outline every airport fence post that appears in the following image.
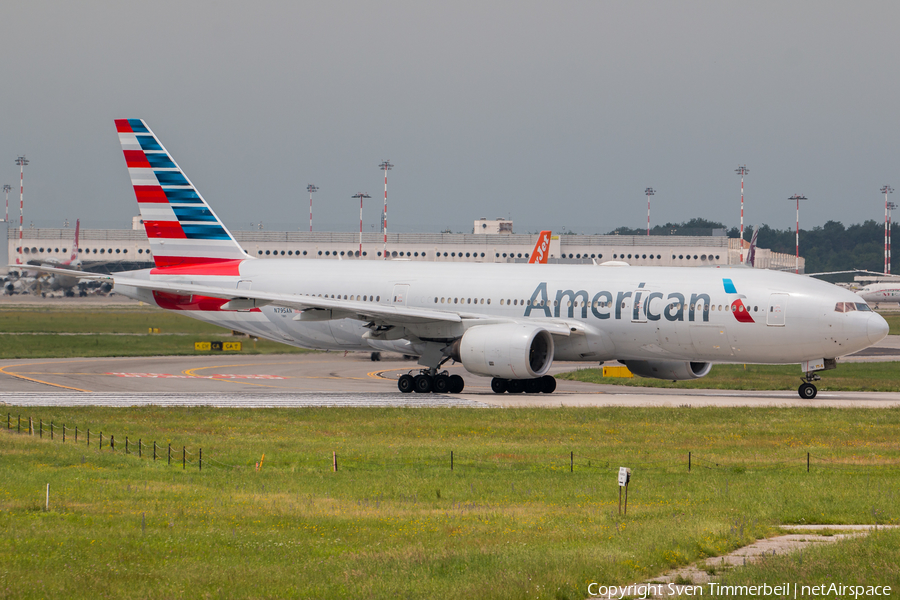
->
[99,432,102,450]
[6,413,8,430]
[29,417,33,435]
[111,435,115,451]
[17,415,20,434]
[168,444,171,466]
[199,448,202,471]
[62,424,65,443]
[450,451,453,471]
[688,452,691,472]
[75,426,78,443]
[807,452,810,473]
[182,446,185,470]
[139,439,142,458]
[571,451,574,473]
[87,429,90,447]
[153,442,157,461]
[332,451,337,472]
[50,421,53,441]
[40,419,43,439]
[125,436,128,454]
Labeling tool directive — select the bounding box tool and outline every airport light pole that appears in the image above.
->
[788,194,807,274]
[736,165,749,262]
[307,184,318,232]
[15,156,28,265]
[888,200,898,275]
[2,184,10,224]
[882,185,893,274]
[352,193,371,258]
[379,160,393,259]
[644,188,655,236]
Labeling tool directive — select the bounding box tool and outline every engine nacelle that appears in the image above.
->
[620,360,712,381]
[453,324,554,379]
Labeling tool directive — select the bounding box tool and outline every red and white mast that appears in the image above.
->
[15,156,28,265]
[644,187,655,236]
[307,184,318,233]
[882,186,893,274]
[888,200,897,275]
[788,194,807,274]
[735,165,749,262]
[379,161,393,259]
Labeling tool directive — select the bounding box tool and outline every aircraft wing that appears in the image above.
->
[111,274,463,325]
[9,264,104,279]
[807,269,900,278]
[109,275,579,335]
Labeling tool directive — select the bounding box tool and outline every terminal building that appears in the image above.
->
[3,218,803,273]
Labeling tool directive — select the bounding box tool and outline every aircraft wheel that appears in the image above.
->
[398,374,415,394]
[449,374,465,394]
[491,378,508,394]
[799,383,817,399]
[370,352,382,362]
[433,374,451,394]
[523,379,542,394]
[506,379,525,394]
[414,374,433,393]
[540,375,557,394]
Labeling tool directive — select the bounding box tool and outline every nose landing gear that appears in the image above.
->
[799,372,822,399]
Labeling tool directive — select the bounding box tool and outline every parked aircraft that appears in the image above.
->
[857,282,900,306]
[41,220,87,295]
[23,120,890,399]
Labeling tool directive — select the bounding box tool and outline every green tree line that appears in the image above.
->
[607,218,893,280]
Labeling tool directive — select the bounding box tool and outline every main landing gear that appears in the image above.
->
[491,376,557,394]
[799,372,820,399]
[398,369,465,394]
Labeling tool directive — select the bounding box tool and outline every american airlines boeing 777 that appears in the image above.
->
[29,120,890,399]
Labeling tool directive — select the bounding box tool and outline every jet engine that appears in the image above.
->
[451,324,554,379]
[620,360,712,381]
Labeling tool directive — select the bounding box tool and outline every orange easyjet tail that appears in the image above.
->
[528,231,552,264]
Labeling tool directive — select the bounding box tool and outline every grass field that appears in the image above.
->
[0,406,898,599]
[0,308,309,359]
[559,362,900,392]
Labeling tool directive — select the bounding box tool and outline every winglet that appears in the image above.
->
[115,119,251,268]
[528,231,552,264]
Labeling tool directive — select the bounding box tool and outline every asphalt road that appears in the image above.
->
[3,351,900,408]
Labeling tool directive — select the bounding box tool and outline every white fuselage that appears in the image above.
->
[115,260,887,366]
[858,284,900,304]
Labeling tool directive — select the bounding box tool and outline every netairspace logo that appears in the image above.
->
[587,581,893,598]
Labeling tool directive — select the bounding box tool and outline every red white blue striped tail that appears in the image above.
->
[115,119,250,268]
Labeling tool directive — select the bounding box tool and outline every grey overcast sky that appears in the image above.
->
[1,2,898,234]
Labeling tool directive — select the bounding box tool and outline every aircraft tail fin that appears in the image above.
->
[747,228,759,267]
[528,230,552,264]
[115,119,250,268]
[69,219,80,263]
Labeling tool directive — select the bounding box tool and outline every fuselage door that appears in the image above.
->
[392,284,410,307]
[631,289,649,323]
[767,293,788,327]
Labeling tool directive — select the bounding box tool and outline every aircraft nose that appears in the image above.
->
[868,313,889,345]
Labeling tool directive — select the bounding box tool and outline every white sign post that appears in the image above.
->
[617,467,632,515]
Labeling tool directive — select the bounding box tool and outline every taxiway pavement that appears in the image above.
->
[2,352,900,408]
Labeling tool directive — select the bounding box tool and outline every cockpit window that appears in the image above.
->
[835,302,873,313]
